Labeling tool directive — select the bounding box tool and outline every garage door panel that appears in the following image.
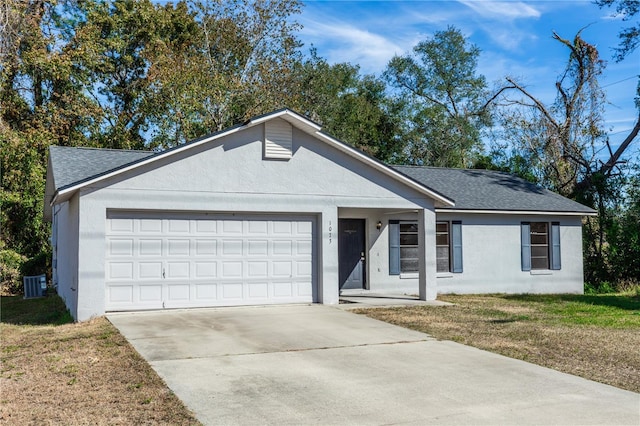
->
[140,219,162,233]
[139,262,162,279]
[222,240,242,255]
[223,220,243,234]
[168,219,190,233]
[168,284,190,301]
[273,240,292,255]
[248,261,268,277]
[105,214,316,311]
[195,283,217,300]
[222,282,243,299]
[109,262,134,280]
[195,262,217,278]
[297,281,313,297]
[248,220,268,234]
[166,262,189,278]
[248,282,269,298]
[168,239,190,256]
[248,240,268,255]
[139,284,162,302]
[195,220,216,233]
[140,239,162,256]
[297,260,313,277]
[110,218,134,233]
[109,239,133,256]
[195,240,216,255]
[108,285,133,303]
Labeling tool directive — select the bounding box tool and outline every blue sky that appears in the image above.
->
[296,1,639,155]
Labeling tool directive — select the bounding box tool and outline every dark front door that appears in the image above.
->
[339,219,366,290]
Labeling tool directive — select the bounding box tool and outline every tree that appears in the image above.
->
[0,0,199,291]
[496,30,639,288]
[147,0,303,148]
[596,0,639,61]
[384,26,500,167]
[291,50,404,163]
[68,0,198,149]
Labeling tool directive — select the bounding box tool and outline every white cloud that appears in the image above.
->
[300,16,405,73]
[458,1,541,19]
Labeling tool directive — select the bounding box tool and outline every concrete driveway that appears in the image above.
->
[108,305,639,425]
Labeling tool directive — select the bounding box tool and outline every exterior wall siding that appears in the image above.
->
[70,121,434,320]
[53,196,80,320]
[434,213,584,294]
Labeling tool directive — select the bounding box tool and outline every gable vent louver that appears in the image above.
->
[264,119,293,160]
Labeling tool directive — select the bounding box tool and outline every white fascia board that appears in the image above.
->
[250,109,322,134]
[314,131,455,207]
[435,208,597,216]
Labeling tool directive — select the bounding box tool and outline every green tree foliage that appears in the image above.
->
[596,0,639,61]
[147,0,303,148]
[384,26,497,167]
[609,172,640,282]
[1,0,97,291]
[70,0,194,149]
[291,50,404,163]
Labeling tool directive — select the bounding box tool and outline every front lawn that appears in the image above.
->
[0,295,199,425]
[356,294,640,393]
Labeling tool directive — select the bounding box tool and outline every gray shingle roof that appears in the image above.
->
[47,146,595,215]
[49,146,155,190]
[393,166,595,214]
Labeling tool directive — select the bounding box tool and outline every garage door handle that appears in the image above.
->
[162,269,165,279]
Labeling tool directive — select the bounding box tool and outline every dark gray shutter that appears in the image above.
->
[551,222,561,270]
[452,221,463,273]
[521,222,531,271]
[389,220,400,275]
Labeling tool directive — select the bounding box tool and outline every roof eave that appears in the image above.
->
[435,208,597,216]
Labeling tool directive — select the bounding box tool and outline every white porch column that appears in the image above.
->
[319,207,340,304]
[418,208,437,300]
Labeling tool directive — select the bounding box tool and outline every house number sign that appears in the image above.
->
[328,220,332,244]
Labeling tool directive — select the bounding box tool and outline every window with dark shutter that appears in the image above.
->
[522,222,560,271]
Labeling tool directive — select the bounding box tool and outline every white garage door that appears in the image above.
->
[105,212,316,311]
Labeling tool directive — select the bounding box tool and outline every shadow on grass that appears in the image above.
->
[503,294,640,312]
[1,294,74,325]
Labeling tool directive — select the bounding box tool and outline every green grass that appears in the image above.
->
[0,294,74,325]
[503,294,640,328]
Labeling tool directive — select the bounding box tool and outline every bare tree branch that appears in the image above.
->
[505,77,561,131]
[600,114,640,176]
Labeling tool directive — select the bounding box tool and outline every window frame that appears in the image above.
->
[398,221,419,274]
[530,222,549,270]
[521,221,561,272]
[389,219,463,275]
[436,221,450,273]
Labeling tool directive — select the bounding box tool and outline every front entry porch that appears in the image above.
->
[335,207,437,302]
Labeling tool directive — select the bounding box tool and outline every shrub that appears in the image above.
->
[0,249,27,295]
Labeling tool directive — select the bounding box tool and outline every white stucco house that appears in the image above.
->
[44,109,596,321]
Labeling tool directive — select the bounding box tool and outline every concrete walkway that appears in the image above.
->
[338,292,453,308]
[108,305,640,425]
